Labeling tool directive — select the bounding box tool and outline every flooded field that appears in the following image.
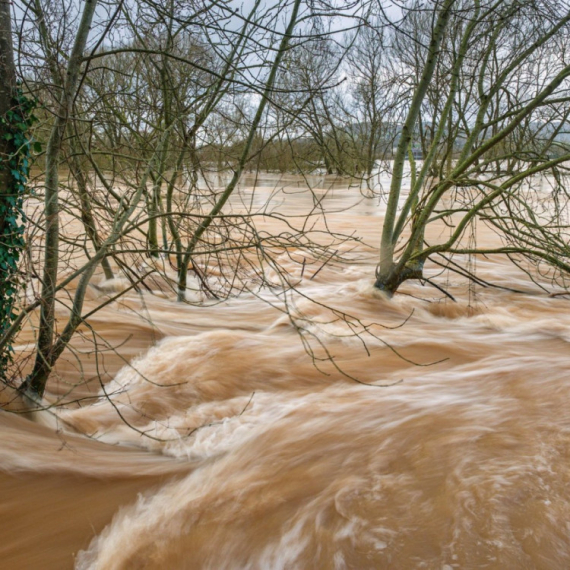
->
[2,174,570,569]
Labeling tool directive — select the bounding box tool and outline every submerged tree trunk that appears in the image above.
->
[176,0,303,301]
[24,0,99,397]
[375,0,455,294]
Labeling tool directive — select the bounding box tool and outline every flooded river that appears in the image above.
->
[1,174,570,569]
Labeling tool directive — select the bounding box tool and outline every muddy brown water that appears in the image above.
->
[2,174,570,569]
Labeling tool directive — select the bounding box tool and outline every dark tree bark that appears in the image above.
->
[0,0,19,378]
[0,0,17,232]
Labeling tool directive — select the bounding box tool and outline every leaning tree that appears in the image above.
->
[374,0,570,295]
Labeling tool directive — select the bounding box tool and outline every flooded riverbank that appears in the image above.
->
[2,175,570,569]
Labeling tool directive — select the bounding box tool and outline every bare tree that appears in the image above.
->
[1,0,370,404]
[374,0,570,295]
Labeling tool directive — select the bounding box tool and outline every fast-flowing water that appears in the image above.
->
[2,175,570,569]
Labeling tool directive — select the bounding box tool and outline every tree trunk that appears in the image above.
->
[68,129,114,280]
[24,0,99,397]
[177,0,303,301]
[0,0,18,377]
[0,0,17,233]
[376,0,455,292]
